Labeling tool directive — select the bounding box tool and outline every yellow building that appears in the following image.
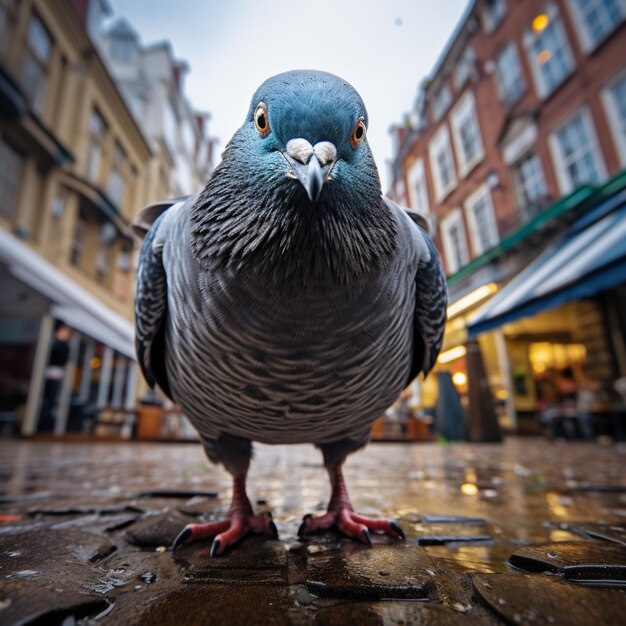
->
[0,0,152,436]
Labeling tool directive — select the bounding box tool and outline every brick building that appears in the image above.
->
[389,0,626,434]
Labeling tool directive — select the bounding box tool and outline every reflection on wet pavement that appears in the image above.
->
[0,438,625,624]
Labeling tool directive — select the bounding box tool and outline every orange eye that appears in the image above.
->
[254,102,270,135]
[351,116,366,148]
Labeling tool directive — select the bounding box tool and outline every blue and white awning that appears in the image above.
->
[467,188,626,336]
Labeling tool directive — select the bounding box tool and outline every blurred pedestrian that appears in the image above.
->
[38,322,72,432]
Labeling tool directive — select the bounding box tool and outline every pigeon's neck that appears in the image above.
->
[190,162,397,291]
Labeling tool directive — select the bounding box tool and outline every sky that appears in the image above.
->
[109,0,469,191]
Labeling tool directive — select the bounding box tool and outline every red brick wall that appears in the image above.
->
[397,0,626,276]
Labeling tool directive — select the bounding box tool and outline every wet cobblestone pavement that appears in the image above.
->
[0,437,625,625]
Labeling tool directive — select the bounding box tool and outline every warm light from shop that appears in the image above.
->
[90,357,102,369]
[447,283,498,319]
[437,345,467,364]
[452,371,468,386]
[460,483,479,496]
[532,13,550,32]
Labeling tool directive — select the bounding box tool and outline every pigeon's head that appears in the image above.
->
[239,70,379,203]
[192,70,395,286]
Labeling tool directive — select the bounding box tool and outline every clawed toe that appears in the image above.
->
[298,508,404,544]
[171,526,192,550]
[171,512,278,557]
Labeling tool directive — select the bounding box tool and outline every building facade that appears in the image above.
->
[0,0,213,437]
[96,17,215,203]
[389,0,626,434]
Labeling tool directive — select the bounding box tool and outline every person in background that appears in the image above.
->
[38,322,72,432]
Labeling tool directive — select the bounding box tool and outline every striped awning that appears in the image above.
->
[467,187,626,336]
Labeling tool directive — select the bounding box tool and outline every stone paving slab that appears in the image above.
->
[509,540,626,582]
[472,572,626,626]
[304,542,435,600]
[1,438,626,624]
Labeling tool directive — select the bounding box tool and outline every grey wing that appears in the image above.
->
[384,198,447,382]
[409,230,447,379]
[134,210,172,399]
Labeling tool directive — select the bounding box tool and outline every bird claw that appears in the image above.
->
[171,526,192,550]
[298,508,404,545]
[171,512,279,557]
[210,538,222,558]
[390,521,405,540]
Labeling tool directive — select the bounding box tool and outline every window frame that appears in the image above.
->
[406,157,431,215]
[464,183,500,256]
[440,207,470,275]
[566,0,626,53]
[0,137,25,222]
[523,4,575,99]
[548,106,607,193]
[482,0,507,33]
[495,41,526,106]
[601,69,626,166]
[511,151,548,215]
[450,91,485,178]
[20,11,53,114]
[86,108,107,184]
[428,124,457,202]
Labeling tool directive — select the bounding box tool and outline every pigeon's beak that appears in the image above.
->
[283,139,337,203]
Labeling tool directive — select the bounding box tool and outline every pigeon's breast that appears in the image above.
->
[164,244,415,446]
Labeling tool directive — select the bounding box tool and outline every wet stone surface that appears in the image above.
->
[509,540,626,582]
[0,438,625,624]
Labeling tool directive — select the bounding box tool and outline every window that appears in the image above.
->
[454,46,476,90]
[464,184,499,256]
[483,0,507,32]
[496,42,526,106]
[428,125,457,201]
[71,211,87,267]
[20,12,52,113]
[568,0,625,52]
[601,72,626,165]
[441,208,469,274]
[524,5,574,98]
[549,108,606,193]
[0,0,18,58]
[407,158,430,215]
[113,244,133,300]
[111,35,136,62]
[96,222,117,281]
[86,109,107,184]
[431,85,452,122]
[107,141,126,207]
[450,91,484,177]
[512,153,548,215]
[0,139,25,220]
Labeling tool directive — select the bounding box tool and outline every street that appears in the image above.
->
[1,437,625,624]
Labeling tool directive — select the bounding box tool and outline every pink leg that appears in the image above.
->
[172,476,277,557]
[298,465,404,545]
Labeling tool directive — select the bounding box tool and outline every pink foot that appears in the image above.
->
[298,507,404,544]
[297,465,404,545]
[171,475,277,557]
[172,511,277,556]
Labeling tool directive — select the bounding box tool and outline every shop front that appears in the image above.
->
[468,186,626,437]
[0,230,136,437]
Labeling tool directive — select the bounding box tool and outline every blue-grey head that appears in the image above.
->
[192,70,396,286]
[243,70,375,202]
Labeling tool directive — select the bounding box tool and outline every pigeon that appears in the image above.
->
[134,70,447,557]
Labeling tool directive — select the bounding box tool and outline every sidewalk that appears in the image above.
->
[0,438,625,624]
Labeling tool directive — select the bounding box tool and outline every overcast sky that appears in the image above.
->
[109,0,468,191]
